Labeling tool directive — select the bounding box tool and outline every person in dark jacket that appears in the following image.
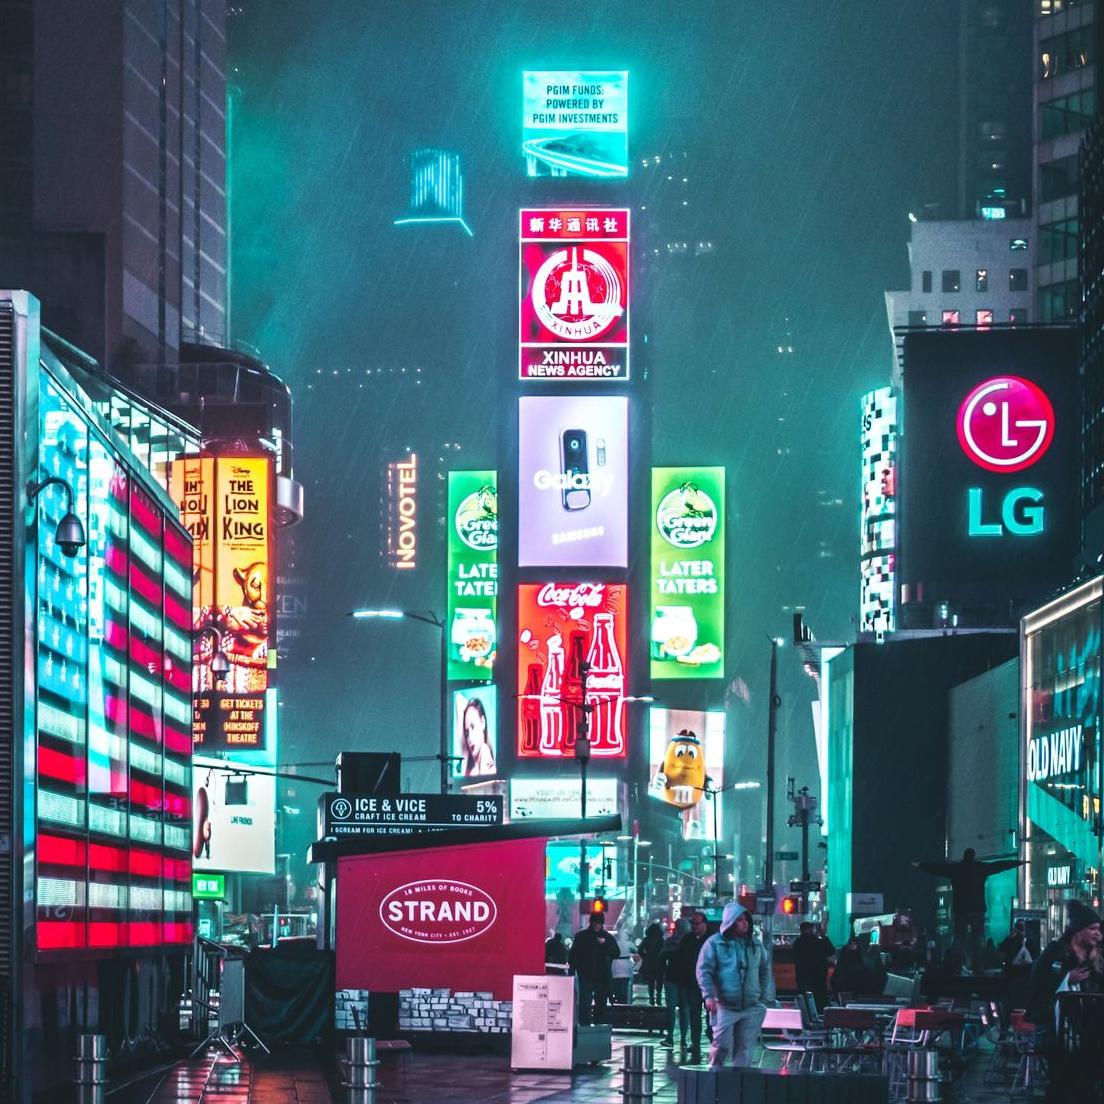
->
[793,921,835,1012]
[569,910,619,1024]
[660,918,691,1046]
[545,931,569,967]
[669,910,711,1063]
[1026,900,1104,1103]
[637,922,665,1005]
[830,935,886,997]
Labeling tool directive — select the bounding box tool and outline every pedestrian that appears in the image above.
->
[609,927,635,1005]
[792,920,834,1012]
[545,931,568,967]
[1026,900,1104,1103]
[696,901,774,1070]
[637,921,665,1006]
[999,920,1039,968]
[829,935,883,998]
[670,910,711,1063]
[660,918,691,1046]
[569,909,618,1024]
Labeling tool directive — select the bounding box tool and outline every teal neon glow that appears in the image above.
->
[967,486,1045,536]
[393,216,474,237]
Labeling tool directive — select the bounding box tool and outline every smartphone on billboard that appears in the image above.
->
[560,429,591,511]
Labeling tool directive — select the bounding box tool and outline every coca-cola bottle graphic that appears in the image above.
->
[585,613,625,755]
[539,635,565,755]
[561,630,588,752]
[520,663,543,754]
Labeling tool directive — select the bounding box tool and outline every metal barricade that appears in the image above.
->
[74,1032,107,1104]
[622,1044,655,1101]
[342,1035,379,1104]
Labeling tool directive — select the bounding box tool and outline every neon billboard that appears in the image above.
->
[648,709,726,840]
[860,387,897,634]
[650,467,725,679]
[452,686,498,779]
[519,208,629,381]
[446,471,497,681]
[522,71,628,179]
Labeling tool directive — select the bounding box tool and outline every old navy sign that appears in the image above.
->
[958,377,1055,539]
[1026,725,1082,782]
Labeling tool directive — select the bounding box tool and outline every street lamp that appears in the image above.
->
[348,608,449,794]
[27,475,86,556]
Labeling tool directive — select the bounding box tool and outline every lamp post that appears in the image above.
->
[349,608,449,794]
[765,636,783,893]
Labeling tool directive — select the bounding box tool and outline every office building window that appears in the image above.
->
[921,270,932,293]
[1009,268,1029,292]
[1040,25,1095,80]
[1040,155,1079,204]
[942,270,961,293]
[1009,309,1027,325]
[976,269,989,292]
[1040,89,1096,142]
[1039,279,1078,322]
[1010,237,1029,251]
[1039,219,1078,266]
[907,311,927,328]
[942,310,960,327]
[976,310,993,329]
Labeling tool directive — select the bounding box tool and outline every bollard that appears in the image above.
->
[621,1043,655,1100]
[74,1033,107,1104]
[343,1035,379,1104]
[906,1048,941,1103]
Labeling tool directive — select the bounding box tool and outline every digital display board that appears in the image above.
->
[452,686,498,778]
[518,396,628,568]
[35,370,193,954]
[447,471,497,681]
[545,841,618,896]
[169,455,274,751]
[193,758,276,875]
[519,208,629,381]
[898,329,1079,614]
[650,468,725,679]
[510,777,620,820]
[860,388,897,634]
[648,709,726,840]
[516,583,628,759]
[522,71,628,178]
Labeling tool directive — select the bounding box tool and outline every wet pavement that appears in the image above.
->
[110,1032,1039,1104]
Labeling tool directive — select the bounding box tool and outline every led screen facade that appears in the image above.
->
[898,329,1079,617]
[650,467,725,679]
[192,757,276,875]
[522,71,628,179]
[34,370,193,953]
[169,455,274,751]
[518,396,628,568]
[519,209,629,381]
[648,709,725,840]
[517,583,628,758]
[452,686,498,779]
[447,471,497,681]
[860,388,897,634]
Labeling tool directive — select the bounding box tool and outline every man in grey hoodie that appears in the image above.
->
[695,901,773,1068]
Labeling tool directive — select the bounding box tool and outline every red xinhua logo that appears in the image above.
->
[956,376,1054,473]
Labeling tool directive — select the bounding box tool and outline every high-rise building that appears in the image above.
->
[1033,0,1100,321]
[0,0,228,373]
[957,0,1034,219]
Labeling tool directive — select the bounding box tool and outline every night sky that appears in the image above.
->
[226,1,959,874]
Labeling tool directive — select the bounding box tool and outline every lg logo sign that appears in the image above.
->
[956,376,1054,538]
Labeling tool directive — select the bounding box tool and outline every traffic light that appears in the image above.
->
[587,896,607,918]
[781,895,802,917]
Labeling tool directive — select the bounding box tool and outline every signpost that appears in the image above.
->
[322,793,504,838]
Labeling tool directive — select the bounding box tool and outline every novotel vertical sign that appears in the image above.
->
[386,453,418,570]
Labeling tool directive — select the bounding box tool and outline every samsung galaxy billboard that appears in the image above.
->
[518,395,628,568]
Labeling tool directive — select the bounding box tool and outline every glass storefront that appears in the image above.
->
[1022,577,1103,934]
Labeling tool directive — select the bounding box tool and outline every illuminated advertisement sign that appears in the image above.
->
[545,841,618,896]
[648,709,726,840]
[35,370,193,953]
[447,471,497,680]
[453,686,498,779]
[650,467,725,679]
[898,329,1078,607]
[385,453,418,570]
[518,396,628,567]
[193,757,277,875]
[517,583,628,758]
[519,208,629,381]
[522,71,628,179]
[170,455,273,752]
[510,777,620,820]
[860,388,897,634]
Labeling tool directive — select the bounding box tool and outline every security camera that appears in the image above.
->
[54,510,86,557]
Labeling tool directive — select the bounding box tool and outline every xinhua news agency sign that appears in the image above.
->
[650,467,725,680]
[322,793,504,837]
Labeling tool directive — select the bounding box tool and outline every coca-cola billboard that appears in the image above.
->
[517,582,628,758]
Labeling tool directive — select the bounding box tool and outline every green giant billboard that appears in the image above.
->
[650,467,725,680]
[447,471,498,682]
